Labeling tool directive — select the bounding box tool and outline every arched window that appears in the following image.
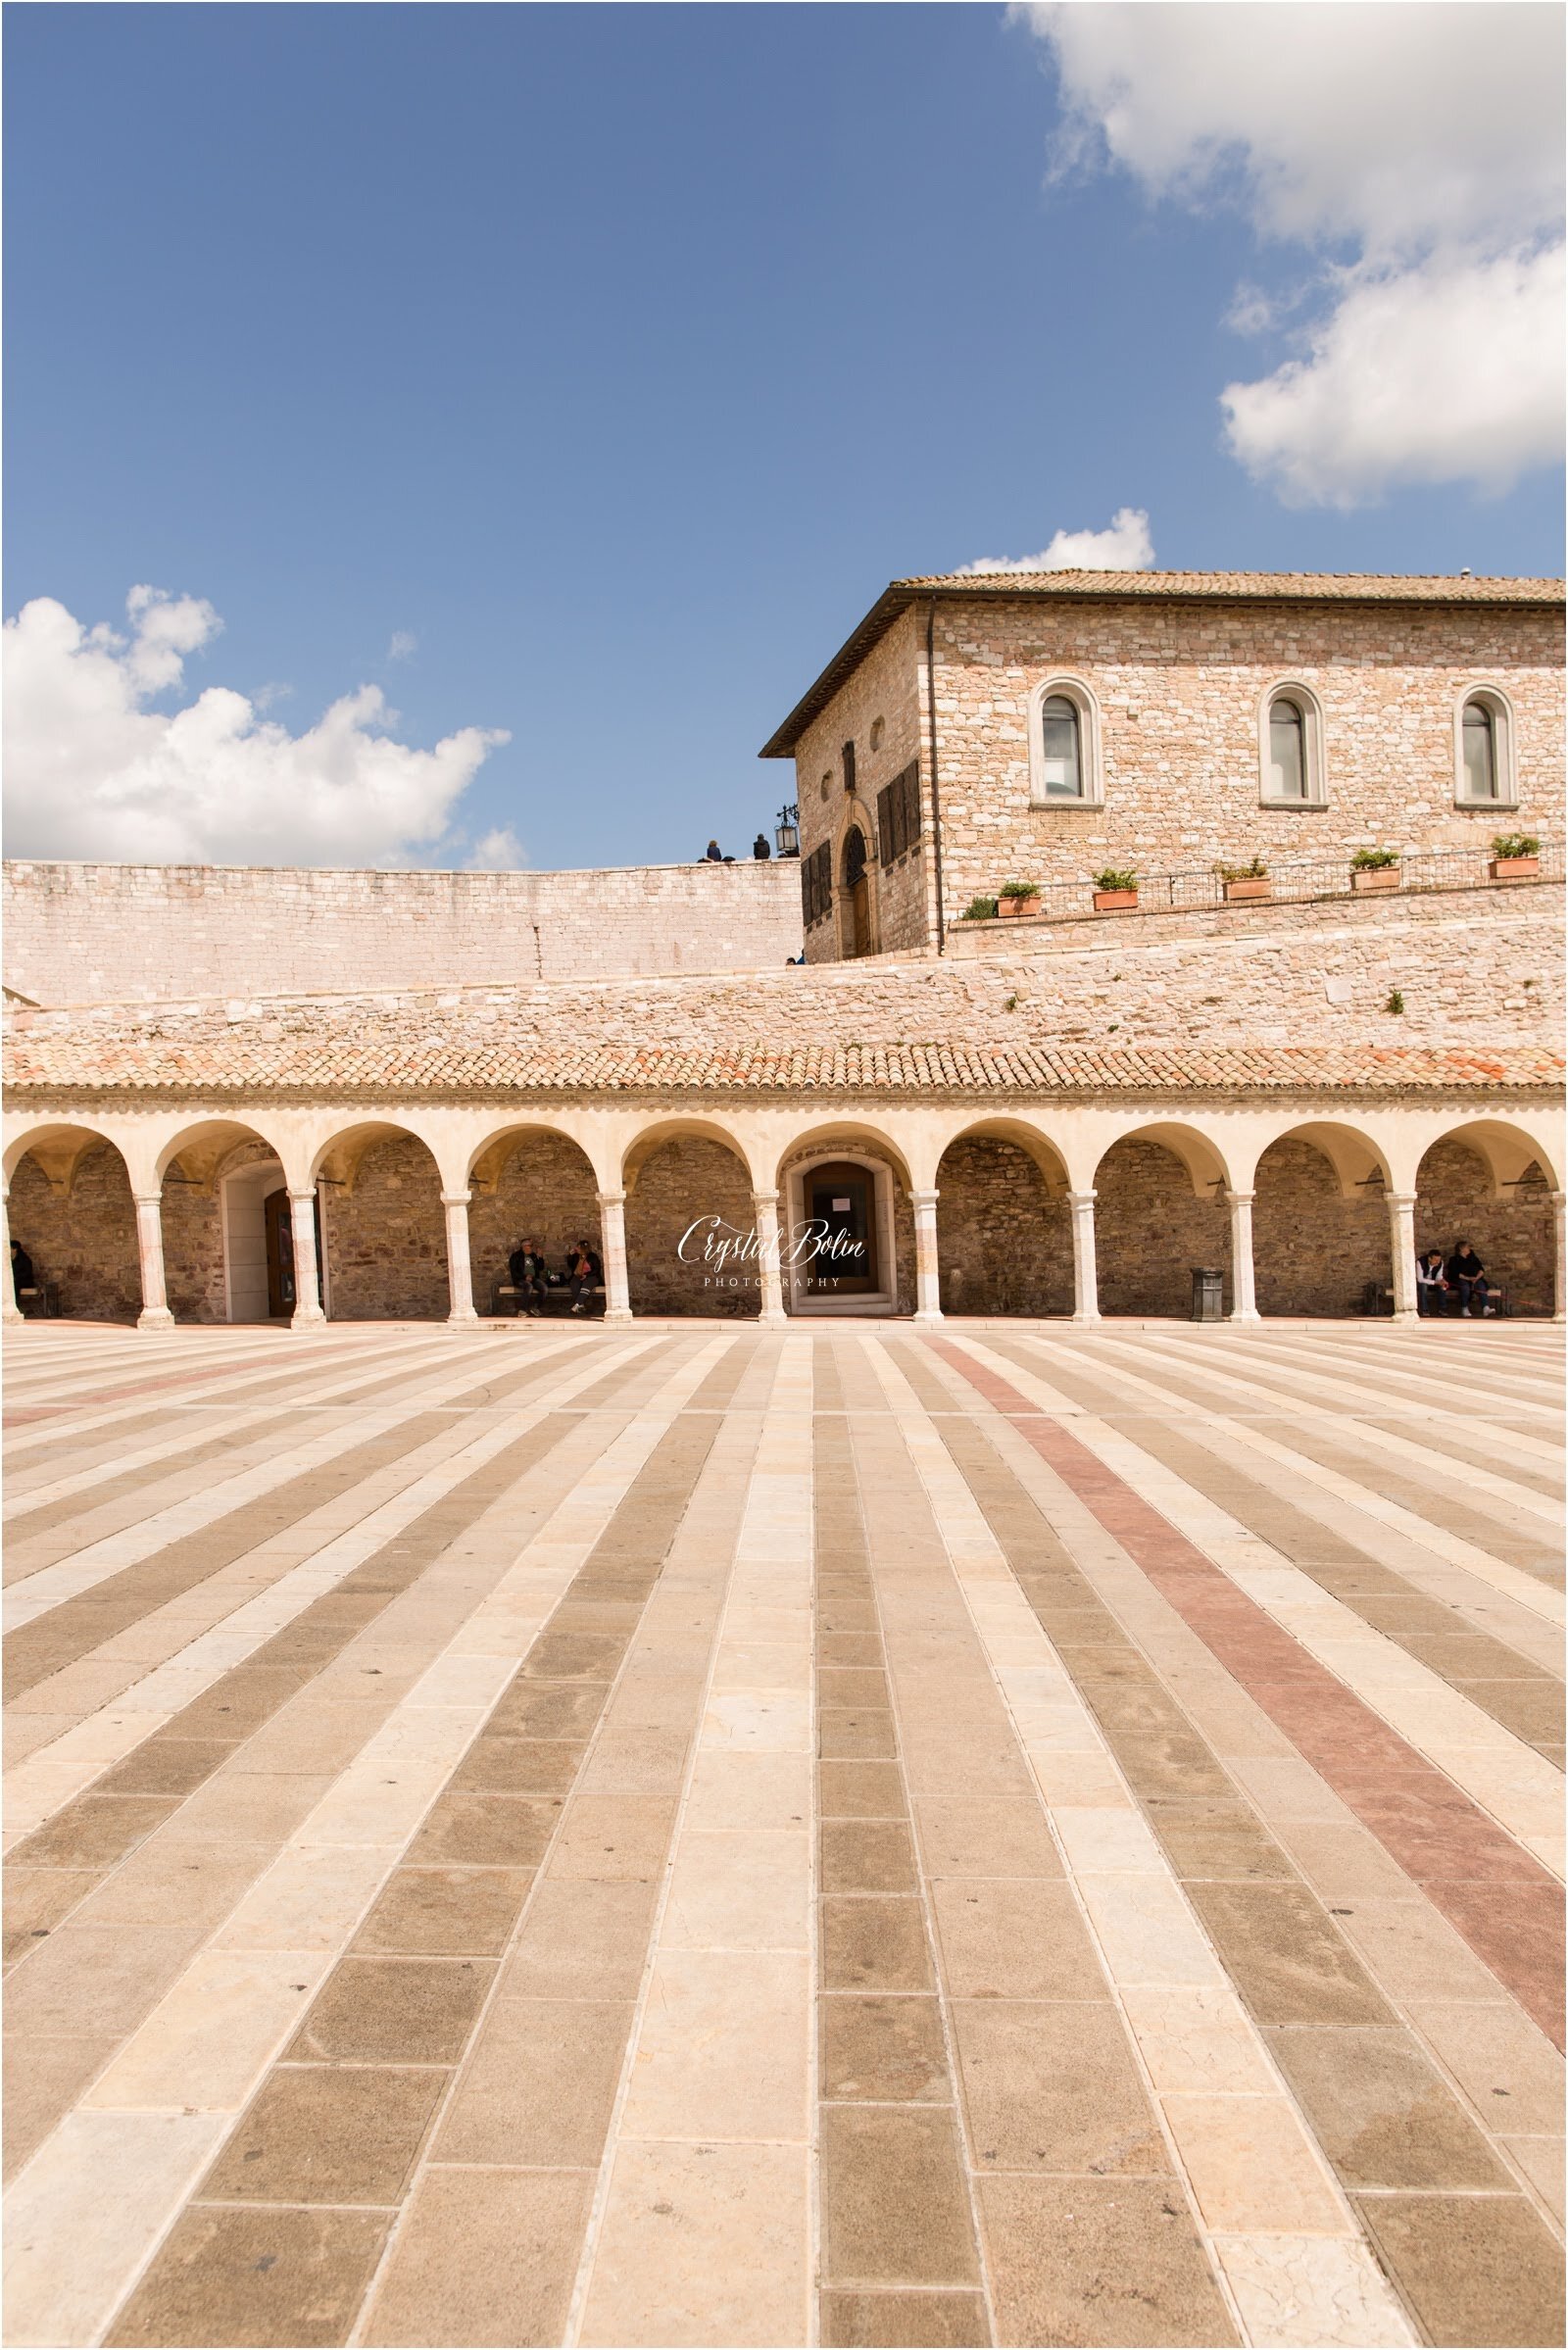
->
[1040,696,1082,799]
[1027,678,1102,806]
[1453,686,1517,808]
[1461,702,1495,800]
[1267,698,1306,801]
[1258,682,1325,805]
[843,827,868,888]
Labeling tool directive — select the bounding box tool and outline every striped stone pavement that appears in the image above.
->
[2,1319,1562,2349]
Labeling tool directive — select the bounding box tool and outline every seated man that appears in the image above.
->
[10,1238,36,1308]
[566,1240,603,1314]
[508,1238,550,1317]
[1446,1241,1488,1316]
[1415,1249,1447,1316]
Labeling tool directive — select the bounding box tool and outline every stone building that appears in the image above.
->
[3,570,1563,1332]
[761,569,1562,963]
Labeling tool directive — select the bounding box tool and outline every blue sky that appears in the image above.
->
[5,3,1562,871]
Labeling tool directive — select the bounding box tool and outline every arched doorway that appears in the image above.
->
[778,1133,914,1316]
[842,827,872,958]
[624,1128,760,1318]
[1415,1134,1556,1317]
[1093,1134,1230,1318]
[6,1128,139,1322]
[1253,1134,1389,1317]
[315,1127,449,1320]
[468,1128,602,1316]
[935,1132,1071,1316]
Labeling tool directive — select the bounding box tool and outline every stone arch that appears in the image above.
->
[5,1122,140,1323]
[312,1119,448,1321]
[1415,1125,1556,1317]
[623,1118,760,1319]
[775,1119,916,1316]
[467,1121,602,1316]
[157,1118,292,1325]
[935,1119,1072,1318]
[1093,1123,1232,1318]
[1252,1125,1393,1318]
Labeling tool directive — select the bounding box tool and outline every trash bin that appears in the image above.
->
[1190,1267,1225,1322]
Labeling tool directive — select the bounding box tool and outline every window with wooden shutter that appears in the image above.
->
[801,841,833,926]
[899,761,920,850]
[875,764,919,864]
[876,781,897,866]
[842,740,857,795]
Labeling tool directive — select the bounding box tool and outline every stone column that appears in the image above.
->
[288,1190,326,1328]
[1068,1191,1101,1326]
[133,1193,174,1331]
[441,1191,479,1326]
[1227,1190,1260,1324]
[1551,1193,1566,1324]
[752,1190,788,1328]
[911,1188,943,1324]
[598,1190,632,1325]
[1,1191,24,1325]
[1387,1192,1418,1323]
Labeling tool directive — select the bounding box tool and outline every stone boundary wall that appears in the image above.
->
[9,892,1559,1059]
[2,857,806,1007]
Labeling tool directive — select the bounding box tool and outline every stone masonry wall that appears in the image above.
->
[9,1146,140,1322]
[468,1133,602,1315]
[796,610,927,963]
[321,1135,448,1320]
[14,894,1552,1060]
[792,593,1563,948]
[1095,1140,1233,1318]
[625,1138,760,1318]
[3,858,805,1008]
[935,1138,1071,1316]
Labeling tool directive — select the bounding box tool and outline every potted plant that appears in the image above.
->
[959,895,999,921]
[1217,857,1272,904]
[1490,832,1541,880]
[998,878,1042,919]
[1092,867,1138,911]
[1349,847,1401,893]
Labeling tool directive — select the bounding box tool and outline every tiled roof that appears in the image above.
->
[759,569,1565,758]
[5,1035,1560,1102]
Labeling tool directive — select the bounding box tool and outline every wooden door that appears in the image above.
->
[843,828,871,958]
[264,1190,323,1318]
[804,1162,879,1296]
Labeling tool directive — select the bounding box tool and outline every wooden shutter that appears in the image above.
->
[842,740,857,795]
[876,783,896,865]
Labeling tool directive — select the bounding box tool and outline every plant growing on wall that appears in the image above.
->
[1493,834,1540,859]
[1216,857,1269,881]
[999,878,1041,900]
[960,896,999,921]
[1093,868,1138,893]
[1349,847,1399,868]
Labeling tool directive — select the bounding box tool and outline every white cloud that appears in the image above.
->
[387,629,417,662]
[466,826,524,870]
[1223,245,1566,507]
[1021,2,1565,505]
[957,505,1154,573]
[3,586,510,867]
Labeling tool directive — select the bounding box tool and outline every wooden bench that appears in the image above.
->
[491,1281,607,1320]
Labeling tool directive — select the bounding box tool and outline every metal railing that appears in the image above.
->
[956,840,1562,928]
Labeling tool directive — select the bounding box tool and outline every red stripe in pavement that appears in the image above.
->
[931,1337,1565,2051]
[3,1342,357,1428]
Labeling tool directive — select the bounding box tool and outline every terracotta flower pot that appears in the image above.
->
[1092,889,1138,911]
[1489,856,1540,880]
[999,896,1041,919]
[1350,866,1400,892]
[1222,878,1272,903]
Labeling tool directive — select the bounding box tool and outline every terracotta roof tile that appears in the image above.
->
[5,1033,1559,1101]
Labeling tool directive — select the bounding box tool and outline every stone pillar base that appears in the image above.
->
[912,1308,945,1328]
[603,1307,635,1328]
[1228,1308,1262,1326]
[136,1306,176,1332]
[759,1309,790,1330]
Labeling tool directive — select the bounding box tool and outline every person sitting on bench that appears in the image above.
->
[508,1239,550,1317]
[566,1240,603,1314]
[1415,1249,1447,1316]
[1446,1242,1488,1316]
[11,1239,36,1308]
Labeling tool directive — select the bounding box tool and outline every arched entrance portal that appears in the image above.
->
[843,827,871,958]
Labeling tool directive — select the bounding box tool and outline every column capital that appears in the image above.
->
[1066,1189,1098,1209]
[596,1188,627,1208]
[909,1188,940,1211]
[287,1186,319,1204]
[750,1189,781,1209]
[131,1190,165,1209]
[1549,1191,1566,1207]
[1386,1191,1419,1210]
[439,1191,472,1209]
[1225,1189,1255,1206]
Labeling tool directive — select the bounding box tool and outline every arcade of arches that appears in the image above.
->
[5,1102,1562,1331]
